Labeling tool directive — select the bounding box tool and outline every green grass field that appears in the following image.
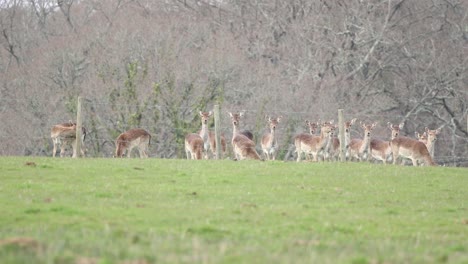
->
[0,157,467,264]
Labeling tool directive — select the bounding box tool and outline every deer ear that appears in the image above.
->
[239,112,244,117]
[228,112,233,117]
[305,120,310,125]
[399,123,404,129]
[199,111,204,116]
[372,122,378,128]
[435,127,441,134]
[350,118,356,125]
[415,132,419,138]
[208,111,213,116]
[277,116,282,122]
[329,120,334,124]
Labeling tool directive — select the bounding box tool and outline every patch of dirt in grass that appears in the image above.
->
[0,237,41,251]
[25,162,37,167]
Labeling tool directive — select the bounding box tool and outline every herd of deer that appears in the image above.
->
[50,111,441,166]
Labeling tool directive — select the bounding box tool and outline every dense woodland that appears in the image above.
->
[0,0,467,165]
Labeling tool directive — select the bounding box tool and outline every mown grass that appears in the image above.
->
[0,157,467,264]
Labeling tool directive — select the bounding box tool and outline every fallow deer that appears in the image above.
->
[391,136,436,166]
[348,122,377,161]
[416,127,441,159]
[295,123,334,162]
[370,122,404,164]
[326,118,356,161]
[115,128,151,158]
[185,133,204,160]
[229,112,261,160]
[198,111,227,159]
[293,120,319,161]
[51,121,87,158]
[261,116,282,160]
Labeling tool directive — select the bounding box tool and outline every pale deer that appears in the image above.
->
[228,112,261,160]
[115,128,151,158]
[261,116,282,160]
[348,122,377,161]
[370,122,404,164]
[198,111,227,159]
[51,121,87,158]
[295,123,334,162]
[416,127,441,159]
[185,133,204,160]
[391,136,436,166]
[326,118,356,161]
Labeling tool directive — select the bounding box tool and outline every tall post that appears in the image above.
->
[338,109,346,162]
[213,104,222,160]
[75,96,83,158]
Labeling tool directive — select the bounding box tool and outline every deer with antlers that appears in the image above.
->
[348,122,377,161]
[261,115,282,160]
[198,111,227,159]
[51,121,87,158]
[370,122,404,164]
[114,128,151,158]
[229,112,261,160]
[295,122,334,162]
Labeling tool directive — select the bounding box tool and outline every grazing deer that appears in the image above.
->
[348,122,377,161]
[115,128,151,158]
[229,112,261,160]
[370,122,404,164]
[295,123,334,162]
[391,136,436,166]
[416,127,441,159]
[261,116,282,160]
[198,111,227,159]
[51,121,87,158]
[326,118,356,161]
[185,133,204,160]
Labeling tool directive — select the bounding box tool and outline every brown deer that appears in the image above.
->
[261,115,282,160]
[293,120,320,161]
[415,127,441,159]
[391,136,436,166]
[370,122,404,164]
[198,111,227,159]
[295,123,334,162]
[51,121,87,158]
[115,128,151,158]
[185,133,204,160]
[348,122,377,161]
[326,118,356,161]
[229,112,261,160]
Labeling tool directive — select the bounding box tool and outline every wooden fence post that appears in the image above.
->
[338,109,346,162]
[75,96,83,158]
[213,104,221,160]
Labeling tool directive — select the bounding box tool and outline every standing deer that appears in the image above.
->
[261,115,282,160]
[370,122,404,164]
[51,121,87,158]
[348,122,377,161]
[229,112,261,160]
[293,120,320,161]
[326,118,356,161]
[115,128,151,158]
[198,111,227,159]
[295,123,334,162]
[415,127,441,159]
[185,133,204,160]
[391,136,436,166]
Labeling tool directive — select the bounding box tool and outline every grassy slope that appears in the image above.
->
[0,157,467,263]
